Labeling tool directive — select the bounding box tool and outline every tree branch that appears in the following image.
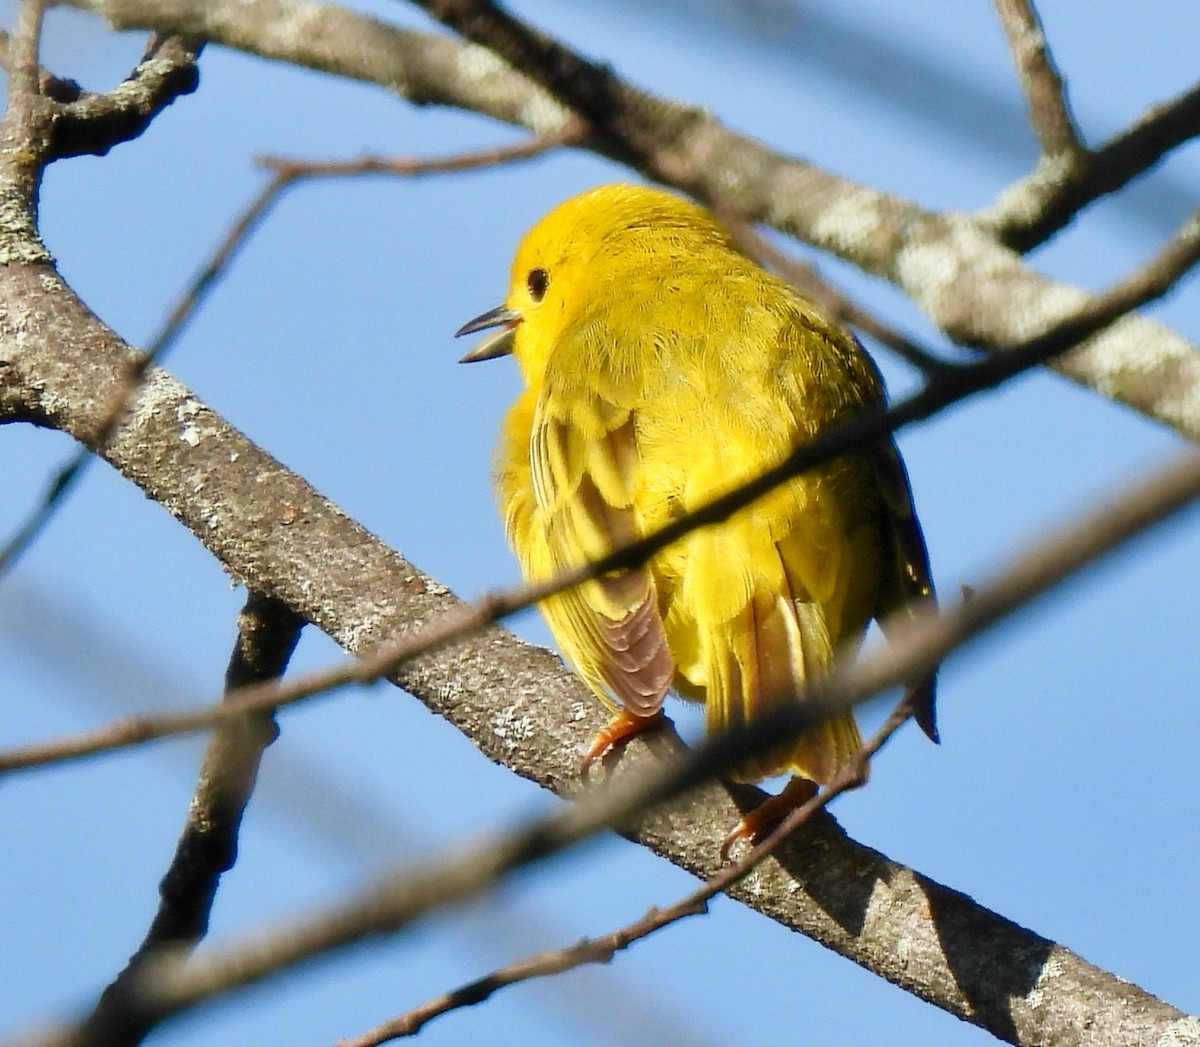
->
[17,443,1200,1047]
[69,0,1200,441]
[991,0,1084,160]
[79,593,302,1047]
[2,202,1195,774]
[48,33,202,159]
[983,80,1200,251]
[339,697,916,1046]
[255,124,581,179]
[9,0,45,101]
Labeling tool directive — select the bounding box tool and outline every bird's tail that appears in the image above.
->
[704,583,861,785]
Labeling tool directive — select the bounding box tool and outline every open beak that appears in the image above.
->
[456,305,520,363]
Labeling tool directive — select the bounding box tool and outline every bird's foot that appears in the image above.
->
[581,710,667,775]
[719,776,819,861]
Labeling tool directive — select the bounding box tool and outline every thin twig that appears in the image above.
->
[147,176,293,362]
[1100,206,1200,302]
[256,122,582,180]
[0,128,579,577]
[991,0,1084,160]
[2,208,1195,775]
[23,446,1200,1047]
[8,0,46,102]
[340,696,915,1045]
[80,594,303,1047]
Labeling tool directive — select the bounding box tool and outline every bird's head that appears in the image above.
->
[456,183,730,386]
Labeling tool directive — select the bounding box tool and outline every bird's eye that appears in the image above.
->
[527,268,549,302]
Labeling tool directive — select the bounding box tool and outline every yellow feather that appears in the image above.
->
[468,183,936,791]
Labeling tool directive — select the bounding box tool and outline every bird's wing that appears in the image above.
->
[529,390,674,717]
[871,438,939,742]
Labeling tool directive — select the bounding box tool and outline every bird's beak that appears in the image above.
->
[456,305,520,363]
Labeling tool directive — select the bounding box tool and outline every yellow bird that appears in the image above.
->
[458,183,936,836]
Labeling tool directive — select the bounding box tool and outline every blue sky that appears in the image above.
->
[2,1,1198,1044]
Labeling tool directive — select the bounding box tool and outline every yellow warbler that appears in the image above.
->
[458,183,936,833]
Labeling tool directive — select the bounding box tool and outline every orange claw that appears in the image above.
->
[581,710,667,774]
[719,776,820,861]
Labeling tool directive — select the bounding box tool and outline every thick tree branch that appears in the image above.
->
[70,0,1200,441]
[3,241,1200,1044]
[339,698,916,1046]
[17,442,1200,1047]
[2,202,1196,775]
[0,127,576,575]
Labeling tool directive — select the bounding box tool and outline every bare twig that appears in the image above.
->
[151,124,577,366]
[68,0,1200,439]
[9,0,46,102]
[0,592,489,773]
[146,176,292,363]
[21,447,1200,1047]
[1100,207,1200,303]
[3,210,1195,775]
[991,0,1084,160]
[256,122,582,180]
[80,594,303,1047]
[340,697,916,1045]
[0,128,577,576]
[0,463,88,574]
